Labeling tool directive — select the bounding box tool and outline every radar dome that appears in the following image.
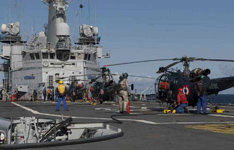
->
[1,24,7,33]
[0,22,20,35]
[57,23,70,36]
[39,32,46,37]
[79,24,99,38]
[93,27,98,36]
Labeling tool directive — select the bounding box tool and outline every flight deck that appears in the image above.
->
[0,101,233,150]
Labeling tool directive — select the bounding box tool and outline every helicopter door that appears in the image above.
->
[155,74,170,99]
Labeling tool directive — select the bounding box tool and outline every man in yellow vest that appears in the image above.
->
[56,80,68,111]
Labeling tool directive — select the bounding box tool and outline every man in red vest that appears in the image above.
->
[176,88,188,113]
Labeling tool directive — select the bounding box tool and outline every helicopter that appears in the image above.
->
[59,67,135,102]
[105,56,234,107]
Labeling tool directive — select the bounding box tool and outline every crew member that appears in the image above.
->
[176,88,188,113]
[47,88,52,101]
[51,87,55,101]
[55,88,58,102]
[117,73,130,114]
[197,74,211,114]
[56,80,68,111]
[190,69,211,114]
[33,90,37,101]
[43,85,47,102]
[30,88,34,101]
[2,88,7,102]
[166,90,176,109]
[98,88,104,104]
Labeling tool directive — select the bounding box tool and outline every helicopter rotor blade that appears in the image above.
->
[89,75,103,83]
[156,61,181,73]
[58,74,102,79]
[104,59,175,67]
[111,73,157,79]
[194,58,234,62]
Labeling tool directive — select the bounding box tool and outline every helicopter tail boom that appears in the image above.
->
[208,76,234,95]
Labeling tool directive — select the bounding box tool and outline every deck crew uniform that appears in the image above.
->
[197,75,210,114]
[56,80,68,111]
[43,86,47,102]
[117,73,130,114]
[176,88,188,113]
[2,88,7,102]
[47,89,52,101]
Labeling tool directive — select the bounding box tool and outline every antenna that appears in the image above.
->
[88,0,90,25]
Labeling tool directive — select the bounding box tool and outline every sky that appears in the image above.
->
[1,0,234,94]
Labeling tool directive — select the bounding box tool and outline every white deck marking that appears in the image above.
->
[209,114,234,118]
[11,102,234,125]
[152,121,234,125]
[158,114,192,116]
[95,107,149,112]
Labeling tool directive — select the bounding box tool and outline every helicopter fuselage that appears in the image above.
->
[155,71,234,107]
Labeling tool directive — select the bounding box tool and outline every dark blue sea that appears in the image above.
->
[209,94,234,105]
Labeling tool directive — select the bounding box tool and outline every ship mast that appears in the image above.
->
[43,0,69,49]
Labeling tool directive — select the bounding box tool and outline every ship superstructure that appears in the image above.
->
[0,0,108,100]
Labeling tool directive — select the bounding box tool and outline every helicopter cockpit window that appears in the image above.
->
[155,74,170,99]
[158,74,170,90]
[30,53,35,60]
[159,81,169,90]
[160,74,169,81]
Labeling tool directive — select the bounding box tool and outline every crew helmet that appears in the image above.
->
[59,80,63,84]
[178,88,183,92]
[123,73,128,79]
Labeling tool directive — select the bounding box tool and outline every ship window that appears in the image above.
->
[93,53,96,60]
[77,53,83,59]
[50,53,55,59]
[88,54,91,60]
[84,54,88,60]
[22,51,26,58]
[30,53,35,60]
[48,75,53,87]
[70,54,76,59]
[35,53,40,59]
[43,53,48,59]
[56,50,70,61]
[55,73,59,83]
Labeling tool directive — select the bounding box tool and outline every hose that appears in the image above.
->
[110,112,160,124]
